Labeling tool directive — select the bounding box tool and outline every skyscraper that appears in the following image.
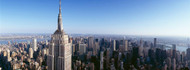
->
[7,49,11,62]
[47,0,72,70]
[154,38,157,48]
[94,39,99,55]
[139,39,144,57]
[186,48,190,60]
[88,37,94,50]
[31,38,37,51]
[79,44,87,55]
[29,48,33,58]
[124,40,128,51]
[172,44,176,58]
[112,40,116,51]
[100,51,104,70]
[172,58,176,70]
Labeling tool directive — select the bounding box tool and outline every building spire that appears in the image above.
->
[57,0,63,31]
[59,0,61,14]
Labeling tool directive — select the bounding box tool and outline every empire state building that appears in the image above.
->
[47,0,72,70]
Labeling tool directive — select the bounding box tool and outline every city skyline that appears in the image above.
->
[1,0,190,37]
[1,0,190,70]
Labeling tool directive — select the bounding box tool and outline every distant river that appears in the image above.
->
[0,38,50,45]
[165,46,189,53]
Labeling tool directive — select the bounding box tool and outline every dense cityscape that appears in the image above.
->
[1,0,190,70]
[1,34,190,70]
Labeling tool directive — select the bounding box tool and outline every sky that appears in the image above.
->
[0,0,190,37]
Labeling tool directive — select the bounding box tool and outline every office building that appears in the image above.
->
[112,40,116,51]
[31,38,37,52]
[100,51,104,70]
[29,48,33,58]
[88,37,94,50]
[79,44,87,55]
[124,40,128,51]
[47,0,72,70]
[154,38,157,48]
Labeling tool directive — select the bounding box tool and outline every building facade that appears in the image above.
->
[47,0,72,70]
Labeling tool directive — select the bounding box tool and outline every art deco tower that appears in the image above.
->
[47,0,72,70]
